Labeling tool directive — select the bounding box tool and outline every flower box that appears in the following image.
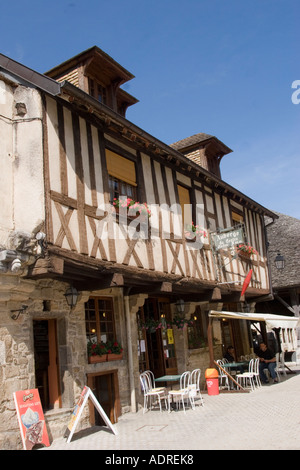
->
[112,198,151,219]
[237,250,251,259]
[107,352,123,361]
[236,244,257,259]
[88,354,107,364]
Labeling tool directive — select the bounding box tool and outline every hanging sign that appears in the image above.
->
[64,386,118,443]
[13,388,50,450]
[211,227,244,251]
[167,328,174,344]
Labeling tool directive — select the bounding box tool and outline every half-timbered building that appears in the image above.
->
[0,47,279,448]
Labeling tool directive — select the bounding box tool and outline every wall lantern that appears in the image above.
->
[64,286,79,308]
[175,299,185,317]
[274,252,285,270]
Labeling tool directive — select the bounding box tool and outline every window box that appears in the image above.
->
[107,352,123,362]
[88,354,107,364]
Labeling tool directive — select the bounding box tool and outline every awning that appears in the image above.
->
[208,310,300,330]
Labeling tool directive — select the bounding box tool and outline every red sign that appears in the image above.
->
[13,388,50,450]
[241,269,253,297]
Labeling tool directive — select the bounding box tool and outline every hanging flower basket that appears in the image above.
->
[236,244,257,259]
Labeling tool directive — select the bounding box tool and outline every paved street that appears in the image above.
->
[42,367,300,451]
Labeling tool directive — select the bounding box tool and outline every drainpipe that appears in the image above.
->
[124,294,136,413]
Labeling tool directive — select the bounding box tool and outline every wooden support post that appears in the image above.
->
[207,317,214,368]
[124,295,136,412]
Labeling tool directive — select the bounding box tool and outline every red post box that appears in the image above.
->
[205,368,219,396]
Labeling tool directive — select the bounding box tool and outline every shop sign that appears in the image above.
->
[211,227,244,251]
[13,388,50,450]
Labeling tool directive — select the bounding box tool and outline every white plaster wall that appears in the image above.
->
[0,80,14,246]
[0,80,45,246]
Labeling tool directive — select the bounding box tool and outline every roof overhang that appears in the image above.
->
[209,310,300,329]
[0,52,278,220]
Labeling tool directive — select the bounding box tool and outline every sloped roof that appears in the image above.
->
[170,132,232,155]
[267,211,300,289]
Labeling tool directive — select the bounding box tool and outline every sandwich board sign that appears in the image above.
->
[64,386,118,443]
[13,388,50,450]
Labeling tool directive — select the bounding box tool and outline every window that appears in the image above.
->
[108,176,137,203]
[88,77,107,104]
[232,211,244,226]
[187,307,207,349]
[106,149,137,202]
[85,297,116,344]
[177,184,192,229]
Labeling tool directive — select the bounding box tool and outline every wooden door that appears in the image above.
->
[87,371,120,425]
[138,298,178,377]
[33,319,61,410]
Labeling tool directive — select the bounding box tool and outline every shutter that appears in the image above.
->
[106,149,137,186]
[177,184,192,226]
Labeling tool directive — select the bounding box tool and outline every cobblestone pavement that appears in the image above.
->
[41,368,300,451]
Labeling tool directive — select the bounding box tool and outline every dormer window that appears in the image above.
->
[45,46,138,117]
[88,77,107,104]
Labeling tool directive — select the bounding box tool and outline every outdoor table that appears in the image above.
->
[155,374,181,390]
[155,375,181,411]
[222,361,248,369]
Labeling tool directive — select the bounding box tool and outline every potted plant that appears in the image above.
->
[106,340,123,361]
[87,341,108,363]
[139,317,163,333]
[112,197,151,219]
[184,222,207,242]
[236,243,258,258]
[172,316,194,330]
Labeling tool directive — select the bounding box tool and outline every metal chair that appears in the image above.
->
[253,358,261,388]
[236,358,255,391]
[168,371,194,413]
[144,370,166,393]
[140,372,167,413]
[189,369,204,408]
[276,353,287,381]
[216,360,230,390]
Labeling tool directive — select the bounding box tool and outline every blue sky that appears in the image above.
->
[1,0,299,218]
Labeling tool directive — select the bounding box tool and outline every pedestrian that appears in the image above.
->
[257,342,278,384]
[224,346,244,373]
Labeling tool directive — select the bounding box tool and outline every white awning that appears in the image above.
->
[208,310,300,330]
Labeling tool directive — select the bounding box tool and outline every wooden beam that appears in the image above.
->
[27,255,64,277]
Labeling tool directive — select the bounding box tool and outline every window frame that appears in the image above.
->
[85,297,116,344]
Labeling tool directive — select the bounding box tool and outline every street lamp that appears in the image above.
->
[64,286,79,308]
[175,299,185,317]
[274,252,285,270]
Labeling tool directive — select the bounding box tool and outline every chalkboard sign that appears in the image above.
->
[211,227,244,251]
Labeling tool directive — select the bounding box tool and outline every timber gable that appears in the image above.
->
[38,89,272,299]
